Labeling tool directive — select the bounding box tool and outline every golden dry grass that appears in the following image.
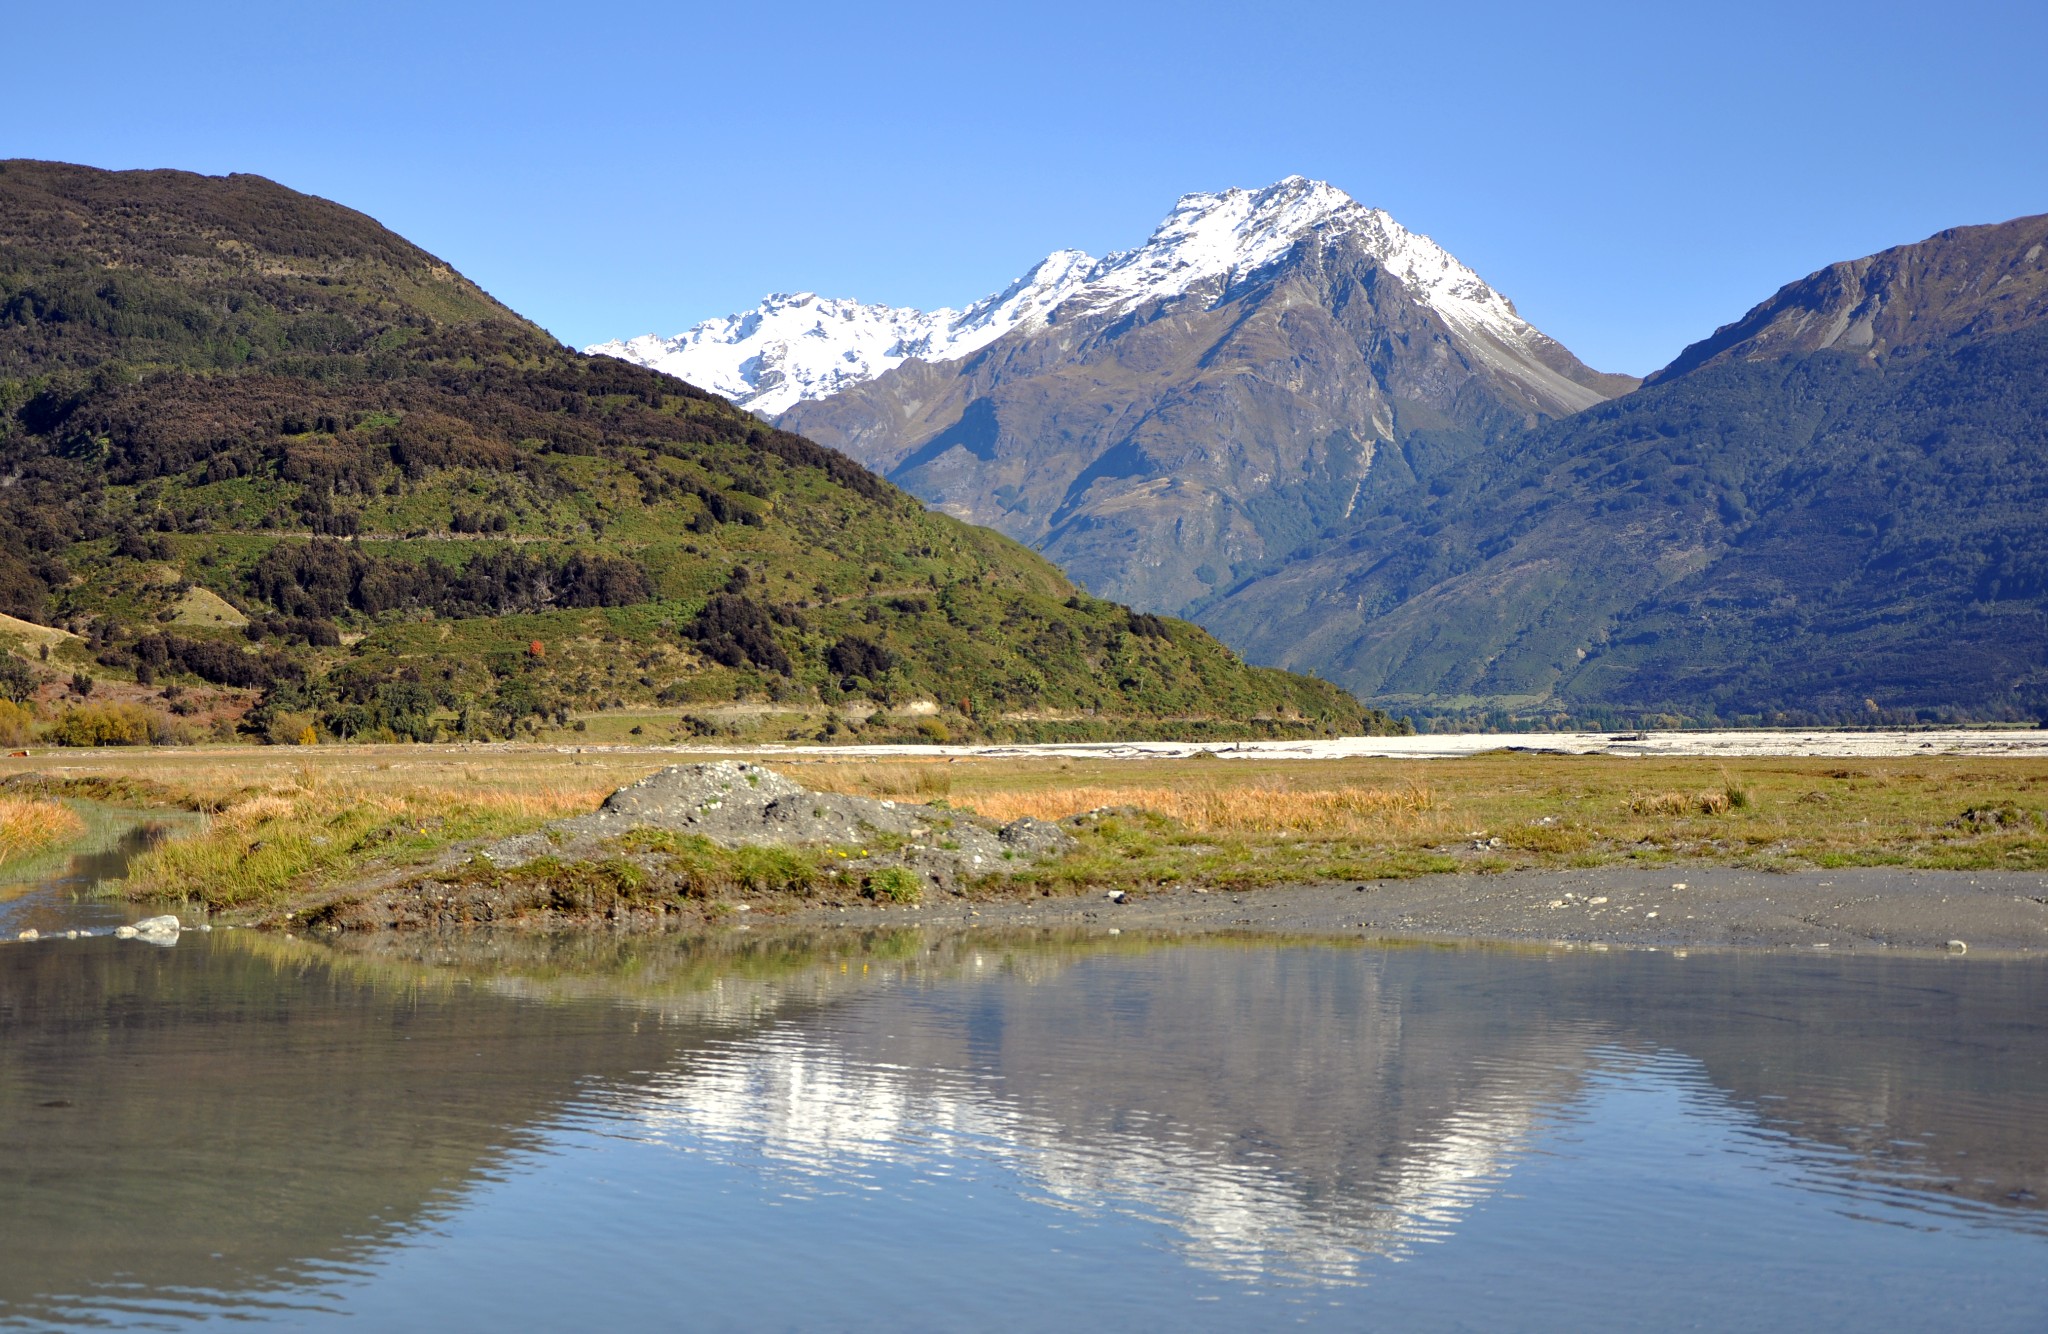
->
[810,764,955,798]
[957,781,1435,836]
[124,771,612,911]
[1629,790,1734,817]
[0,795,86,865]
[212,793,303,831]
[0,747,652,812]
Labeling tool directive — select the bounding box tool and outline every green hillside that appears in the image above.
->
[0,160,1380,743]
[1198,213,2048,728]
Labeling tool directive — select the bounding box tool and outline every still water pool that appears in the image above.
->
[1,925,2043,1331]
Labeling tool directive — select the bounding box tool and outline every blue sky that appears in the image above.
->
[13,0,2045,374]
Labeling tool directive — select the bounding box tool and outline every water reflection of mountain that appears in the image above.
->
[0,930,2040,1321]
[633,944,1600,1284]
[1576,952,2048,1217]
[0,933,690,1322]
[0,929,1032,1321]
[623,943,2045,1286]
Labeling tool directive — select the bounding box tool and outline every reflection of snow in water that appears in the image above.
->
[626,1021,1548,1287]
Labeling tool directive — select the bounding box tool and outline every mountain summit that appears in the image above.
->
[593,177,1622,420]
[1647,214,2048,384]
[598,178,1634,612]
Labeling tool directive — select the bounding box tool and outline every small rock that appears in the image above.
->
[997,817,1076,860]
[131,915,181,946]
[16,928,38,941]
[1547,900,1564,909]
[476,832,552,869]
[1671,883,1688,890]
[1588,896,1609,906]
[114,926,138,939]
[1947,939,1969,953]
[1645,911,1658,919]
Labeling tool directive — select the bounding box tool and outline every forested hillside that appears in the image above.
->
[0,160,1378,743]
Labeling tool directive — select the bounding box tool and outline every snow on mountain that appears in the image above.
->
[589,176,1551,416]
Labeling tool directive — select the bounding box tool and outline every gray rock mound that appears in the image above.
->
[478,762,1077,894]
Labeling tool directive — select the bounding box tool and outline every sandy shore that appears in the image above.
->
[775,867,2048,956]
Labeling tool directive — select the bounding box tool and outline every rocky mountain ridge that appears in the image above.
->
[1649,214,2048,383]
[592,177,1627,420]
[751,178,1634,612]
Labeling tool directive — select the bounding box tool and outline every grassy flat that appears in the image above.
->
[3,745,2041,925]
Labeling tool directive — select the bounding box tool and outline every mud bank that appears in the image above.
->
[772,866,2048,956]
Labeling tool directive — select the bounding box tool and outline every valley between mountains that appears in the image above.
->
[602,184,2048,727]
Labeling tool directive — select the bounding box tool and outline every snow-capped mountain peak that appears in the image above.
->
[588,177,1543,415]
[1086,175,1362,300]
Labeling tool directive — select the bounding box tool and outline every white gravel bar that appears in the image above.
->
[581,728,2048,763]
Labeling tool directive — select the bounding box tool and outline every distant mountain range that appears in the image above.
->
[1202,212,2048,725]
[597,185,2048,725]
[598,177,1635,613]
[586,249,1098,418]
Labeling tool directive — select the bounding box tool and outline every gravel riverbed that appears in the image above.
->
[776,866,2048,956]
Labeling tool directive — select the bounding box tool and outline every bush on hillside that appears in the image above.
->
[686,594,790,675]
[249,540,654,620]
[0,654,35,703]
[0,699,33,747]
[44,702,181,747]
[826,634,894,681]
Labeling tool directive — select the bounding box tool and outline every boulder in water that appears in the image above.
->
[131,915,181,946]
